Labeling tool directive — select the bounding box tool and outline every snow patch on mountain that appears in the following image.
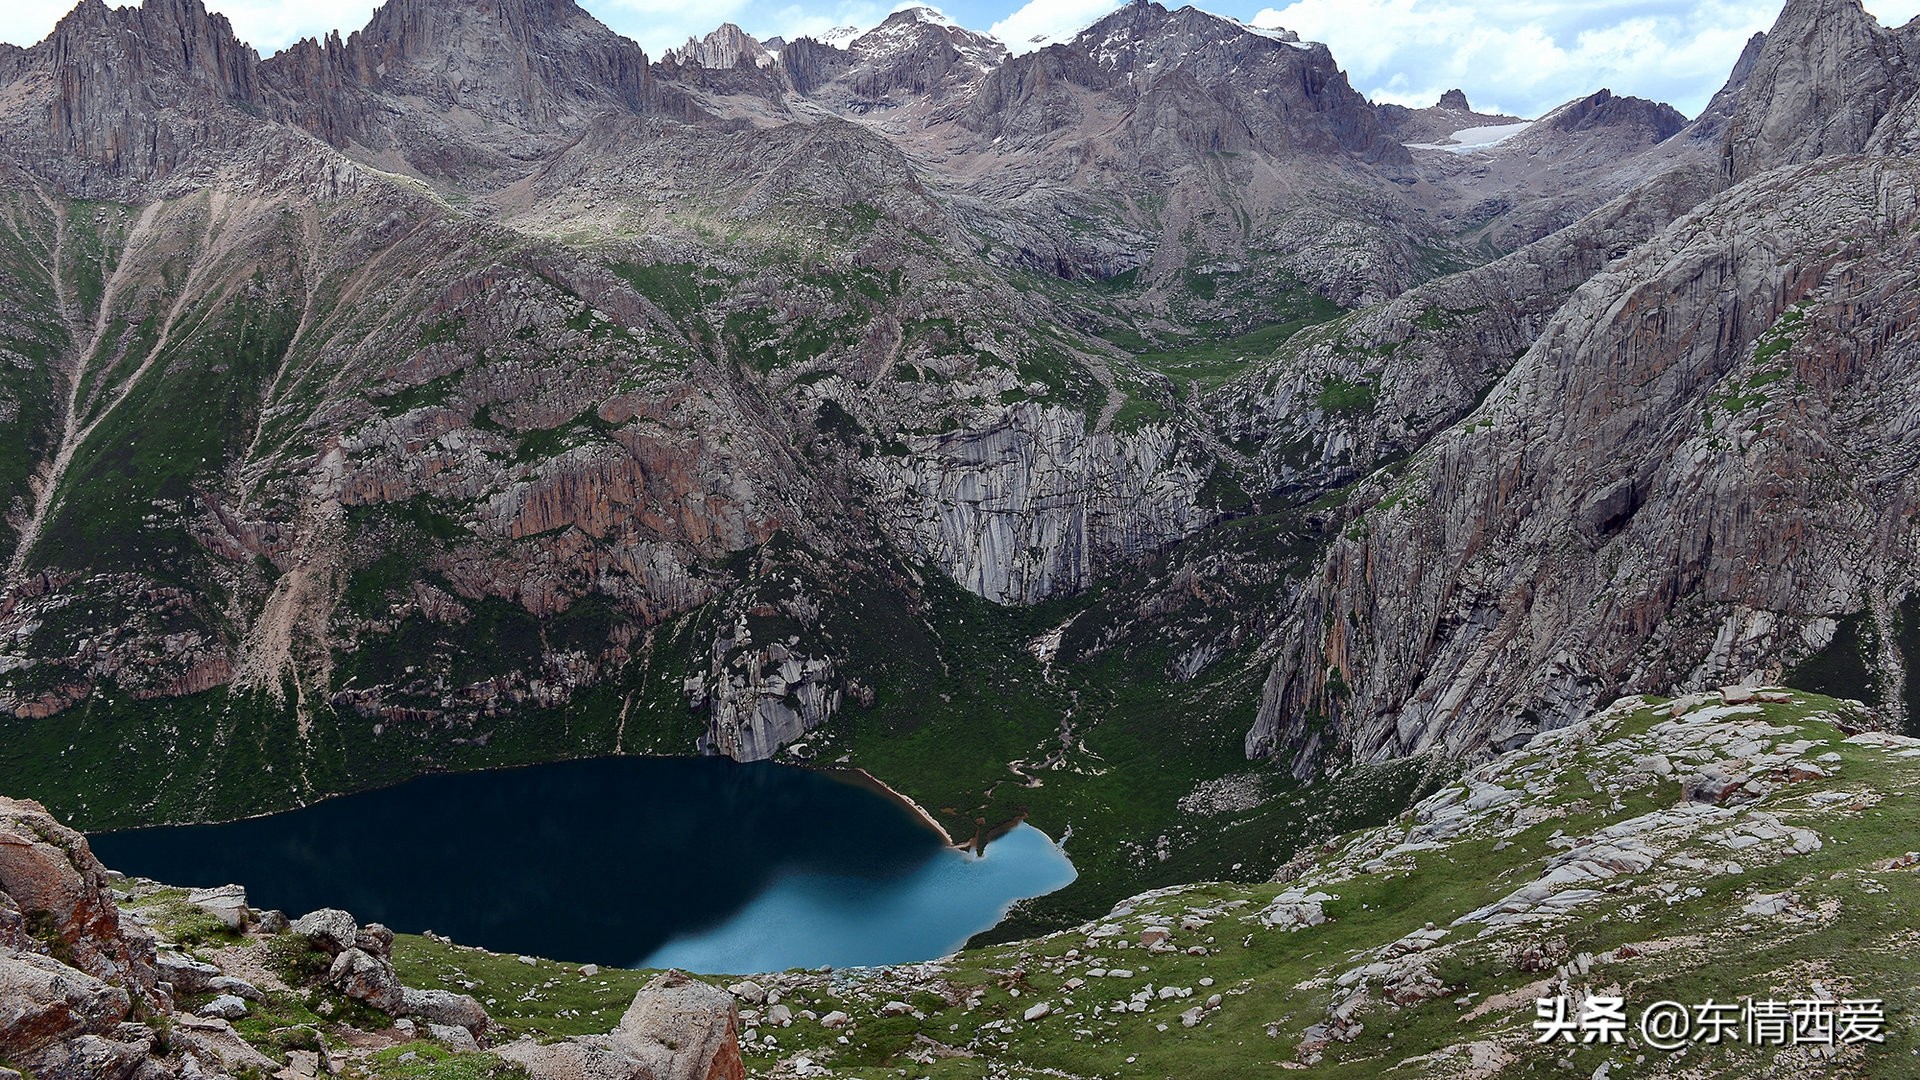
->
[1406,120,1535,153]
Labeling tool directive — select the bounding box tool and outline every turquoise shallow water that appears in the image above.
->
[88,756,1075,974]
[641,821,1076,973]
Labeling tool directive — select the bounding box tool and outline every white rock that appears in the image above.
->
[429,1023,480,1052]
[197,995,248,1020]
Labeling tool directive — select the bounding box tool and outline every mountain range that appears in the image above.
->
[0,0,1915,854]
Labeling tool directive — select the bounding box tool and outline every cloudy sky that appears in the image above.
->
[3,0,1918,118]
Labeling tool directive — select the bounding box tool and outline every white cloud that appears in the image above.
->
[1254,0,1920,118]
[0,1,75,50]
[1868,0,1920,25]
[750,0,886,45]
[1251,0,1790,116]
[989,0,1121,52]
[217,1,377,51]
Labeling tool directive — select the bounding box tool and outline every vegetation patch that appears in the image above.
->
[1788,609,1883,706]
[1315,375,1379,415]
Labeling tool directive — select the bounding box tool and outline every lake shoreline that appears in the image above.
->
[818,766,961,848]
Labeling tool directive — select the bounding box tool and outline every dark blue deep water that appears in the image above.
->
[90,757,1074,975]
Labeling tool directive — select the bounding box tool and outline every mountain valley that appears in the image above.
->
[2,0,1920,1073]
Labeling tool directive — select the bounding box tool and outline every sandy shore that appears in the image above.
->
[823,767,964,848]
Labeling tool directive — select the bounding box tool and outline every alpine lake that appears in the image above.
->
[89,756,1077,975]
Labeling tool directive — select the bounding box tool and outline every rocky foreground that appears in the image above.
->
[4,687,1918,1078]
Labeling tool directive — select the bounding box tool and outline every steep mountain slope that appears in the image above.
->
[1247,0,1920,775]
[0,0,1449,794]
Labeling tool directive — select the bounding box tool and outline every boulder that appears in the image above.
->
[255,909,290,934]
[209,975,265,1002]
[430,1023,481,1052]
[355,923,394,959]
[186,885,249,931]
[327,948,404,1013]
[198,994,249,1020]
[155,952,222,995]
[1261,889,1335,931]
[494,971,744,1080]
[173,1014,282,1077]
[1682,768,1752,804]
[290,909,359,955]
[0,797,157,1000]
[402,988,489,1035]
[0,947,133,1054]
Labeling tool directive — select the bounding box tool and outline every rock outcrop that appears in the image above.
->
[1721,0,1917,182]
[0,796,168,1079]
[1250,153,1920,773]
[494,971,745,1080]
[0,797,157,1001]
[288,907,488,1036]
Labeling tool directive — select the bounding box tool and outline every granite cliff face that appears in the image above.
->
[0,0,261,197]
[1721,0,1915,182]
[1245,0,1920,775]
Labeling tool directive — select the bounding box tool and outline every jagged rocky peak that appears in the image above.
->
[798,4,1010,102]
[1,0,262,193]
[1683,30,1767,143]
[667,23,776,69]
[1541,88,1686,143]
[1070,0,1311,69]
[263,0,658,129]
[1437,87,1472,111]
[1008,0,1406,167]
[848,6,1010,73]
[1722,0,1917,182]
